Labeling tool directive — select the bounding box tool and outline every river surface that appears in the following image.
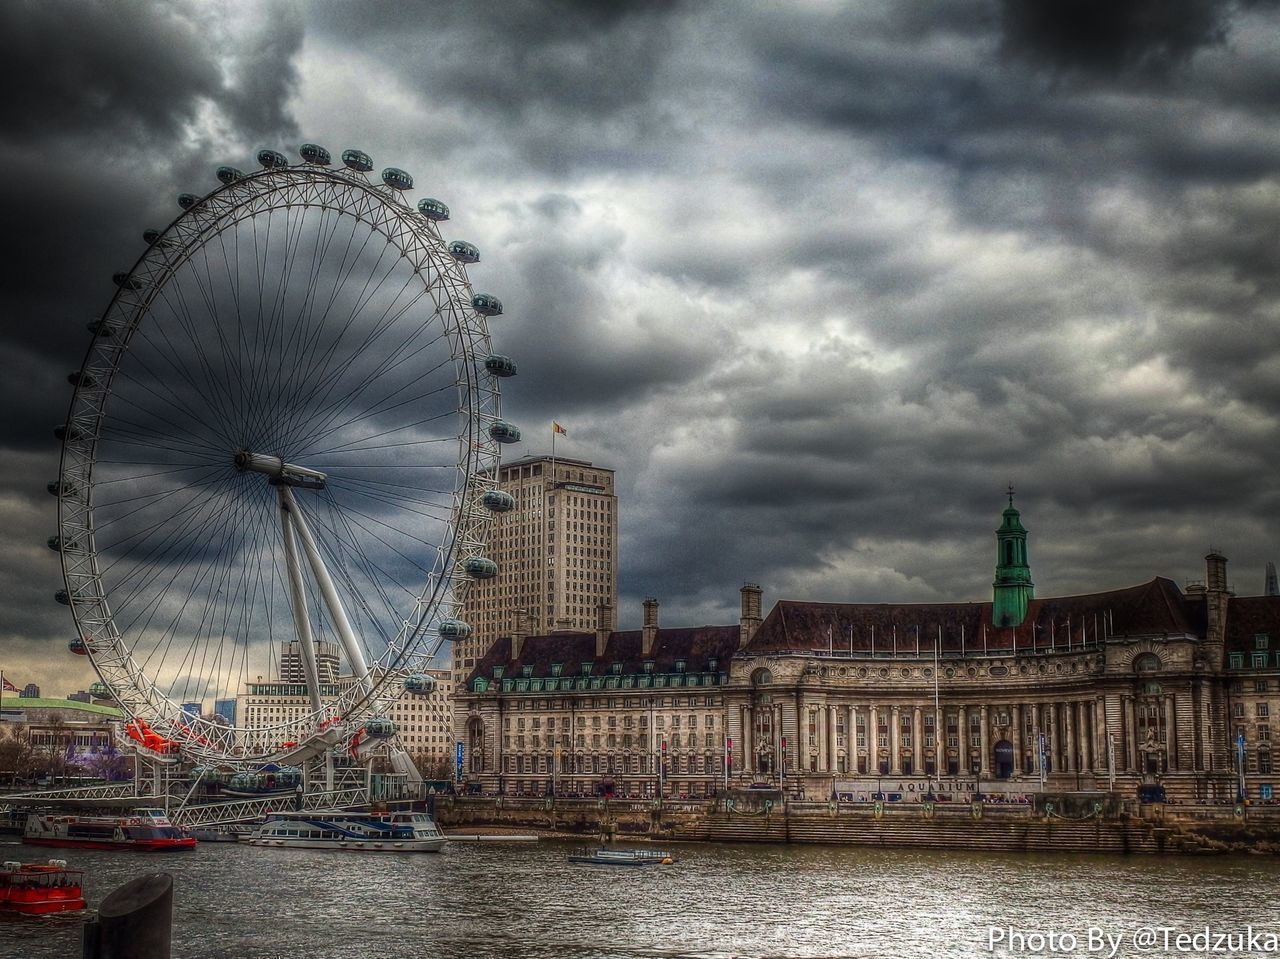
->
[3,838,1278,959]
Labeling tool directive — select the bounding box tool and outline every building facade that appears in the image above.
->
[458,501,1280,803]
[236,668,455,773]
[456,454,618,699]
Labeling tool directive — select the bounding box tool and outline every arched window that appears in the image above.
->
[1004,541,1015,566]
[1133,653,1162,674]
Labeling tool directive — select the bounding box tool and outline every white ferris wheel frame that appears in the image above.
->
[56,162,503,764]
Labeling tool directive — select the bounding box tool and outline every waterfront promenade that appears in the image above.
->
[435,793,1280,855]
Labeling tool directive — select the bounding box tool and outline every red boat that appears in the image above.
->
[23,808,197,851]
[0,860,87,914]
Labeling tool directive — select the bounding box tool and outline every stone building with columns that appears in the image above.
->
[459,497,1278,803]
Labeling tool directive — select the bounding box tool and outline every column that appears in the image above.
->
[958,705,969,773]
[979,705,990,775]
[1012,704,1023,776]
[814,705,824,773]
[1065,702,1076,773]
[1164,695,1177,772]
[890,706,901,775]
[828,704,839,773]
[742,705,753,772]
[1093,698,1106,773]
[869,704,880,774]
[912,705,923,775]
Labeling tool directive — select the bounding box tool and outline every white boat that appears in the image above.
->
[568,847,675,866]
[239,810,446,852]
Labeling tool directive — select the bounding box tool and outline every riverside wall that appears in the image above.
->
[433,791,1280,855]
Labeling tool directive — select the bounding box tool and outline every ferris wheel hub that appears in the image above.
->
[234,450,328,489]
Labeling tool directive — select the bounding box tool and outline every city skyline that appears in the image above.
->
[3,1,1279,696]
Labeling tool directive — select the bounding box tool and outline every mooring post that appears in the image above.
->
[82,872,173,959]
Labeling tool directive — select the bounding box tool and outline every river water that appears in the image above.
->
[3,838,1278,959]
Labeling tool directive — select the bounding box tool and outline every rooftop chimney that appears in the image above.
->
[511,607,530,660]
[642,597,659,657]
[739,583,763,648]
[1204,550,1230,660]
[595,601,615,659]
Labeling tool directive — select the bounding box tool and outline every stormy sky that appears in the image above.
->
[3,0,1279,697]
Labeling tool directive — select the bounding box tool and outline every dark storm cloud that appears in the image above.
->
[997,0,1229,76]
[4,0,1280,688]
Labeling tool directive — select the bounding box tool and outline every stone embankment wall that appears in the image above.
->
[434,792,1280,855]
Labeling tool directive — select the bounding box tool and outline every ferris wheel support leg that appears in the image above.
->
[277,487,324,714]
[279,486,375,698]
[391,744,424,786]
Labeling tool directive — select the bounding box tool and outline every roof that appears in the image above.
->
[1223,595,1280,656]
[467,625,740,686]
[0,697,124,718]
[743,577,1200,655]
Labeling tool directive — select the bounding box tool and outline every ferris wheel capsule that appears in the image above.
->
[481,490,516,513]
[437,619,472,641]
[472,293,503,316]
[381,168,413,191]
[299,143,331,165]
[418,198,449,221]
[256,149,289,169]
[464,557,498,579]
[177,193,198,209]
[68,638,88,656]
[403,673,436,694]
[216,166,245,184]
[488,420,521,444]
[342,148,374,172]
[449,240,480,264]
[484,354,517,377]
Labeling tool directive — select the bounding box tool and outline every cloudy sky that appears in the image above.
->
[2,0,1279,697]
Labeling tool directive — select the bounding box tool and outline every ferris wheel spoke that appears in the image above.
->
[150,277,248,438]
[134,485,260,691]
[289,315,451,454]
[327,477,459,513]
[304,408,460,458]
[299,358,457,452]
[100,478,244,617]
[272,256,422,452]
[92,468,228,531]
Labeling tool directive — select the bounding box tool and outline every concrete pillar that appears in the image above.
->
[742,705,753,772]
[869,704,880,774]
[828,704,839,773]
[815,705,825,773]
[1065,702,1076,773]
[890,706,901,775]
[958,705,969,773]
[912,705,923,775]
[1012,703,1023,776]
[979,705,990,775]
[1164,695,1177,772]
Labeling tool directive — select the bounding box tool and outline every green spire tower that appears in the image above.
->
[993,486,1034,627]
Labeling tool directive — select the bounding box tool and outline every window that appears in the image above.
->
[1258,680,1270,694]
[1257,634,1271,650]
[1260,704,1271,720]
[1260,751,1273,775]
[1230,653,1244,669]
[1233,704,1246,719]
[1253,653,1268,669]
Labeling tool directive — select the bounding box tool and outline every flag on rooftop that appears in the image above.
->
[552,422,567,436]
[1,675,17,692]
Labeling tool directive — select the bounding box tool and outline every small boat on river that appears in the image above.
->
[568,847,675,866]
[0,860,87,914]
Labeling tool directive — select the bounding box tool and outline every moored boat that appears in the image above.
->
[0,860,87,914]
[23,808,197,851]
[240,810,446,852]
[568,847,675,866]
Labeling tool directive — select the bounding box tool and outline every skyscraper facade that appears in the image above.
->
[455,455,618,689]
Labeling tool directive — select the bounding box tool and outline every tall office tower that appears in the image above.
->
[278,640,341,685]
[455,454,618,688]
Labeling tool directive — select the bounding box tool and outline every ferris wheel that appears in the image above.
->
[51,144,521,768]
